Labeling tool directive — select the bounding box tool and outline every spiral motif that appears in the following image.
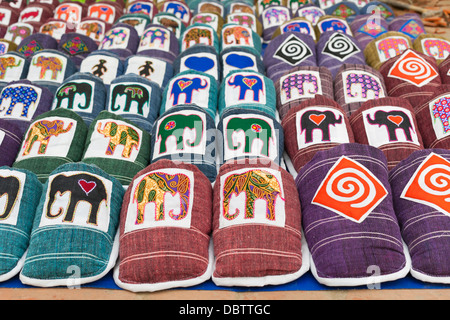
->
[418,164,450,202]
[325,168,377,208]
[396,56,432,80]
[280,40,308,59]
[326,35,354,56]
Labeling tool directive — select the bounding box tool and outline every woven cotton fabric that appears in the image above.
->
[413,34,450,65]
[389,149,450,283]
[0,119,22,167]
[114,159,213,292]
[20,162,124,287]
[439,55,450,84]
[296,143,409,286]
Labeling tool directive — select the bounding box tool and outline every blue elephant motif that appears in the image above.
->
[0,85,40,119]
[227,74,264,101]
[170,77,208,105]
[165,3,189,20]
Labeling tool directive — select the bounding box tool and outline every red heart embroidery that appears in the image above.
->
[178,80,192,91]
[243,77,257,88]
[309,114,326,126]
[387,115,403,126]
[78,179,97,195]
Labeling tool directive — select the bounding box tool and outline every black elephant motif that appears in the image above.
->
[0,175,20,220]
[300,109,343,143]
[366,110,414,142]
[45,173,108,226]
[54,81,93,110]
[110,84,150,116]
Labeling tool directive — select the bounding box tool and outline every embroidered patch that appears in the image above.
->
[279,70,322,104]
[332,3,355,19]
[295,106,349,149]
[222,51,257,76]
[375,36,410,62]
[399,19,424,39]
[124,168,194,233]
[83,119,142,162]
[358,19,387,38]
[17,39,42,57]
[342,70,385,104]
[28,52,68,83]
[80,55,119,85]
[40,21,67,40]
[87,3,117,24]
[274,34,313,66]
[61,36,90,56]
[281,20,316,41]
[100,27,130,50]
[153,14,183,38]
[76,20,106,42]
[297,7,324,25]
[387,50,438,87]
[421,38,450,60]
[0,8,12,26]
[0,83,42,120]
[262,7,289,29]
[19,7,43,22]
[221,25,254,49]
[226,13,256,33]
[180,53,218,80]
[166,74,210,108]
[109,82,152,118]
[125,56,167,87]
[40,171,113,233]
[153,109,207,159]
[127,1,155,16]
[322,32,360,62]
[312,156,388,223]
[317,17,351,35]
[54,3,83,24]
[223,113,278,162]
[162,1,190,25]
[219,167,286,229]
[0,169,26,226]
[362,106,420,148]
[429,94,450,140]
[225,72,266,106]
[138,26,171,52]
[53,79,95,113]
[181,26,214,51]
[16,116,77,161]
[401,153,450,217]
[0,55,25,82]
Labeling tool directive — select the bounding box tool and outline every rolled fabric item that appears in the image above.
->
[114,159,213,292]
[0,51,29,85]
[106,73,161,134]
[152,12,186,39]
[16,33,58,57]
[316,31,365,79]
[225,1,255,16]
[161,70,218,120]
[296,143,410,286]
[220,46,264,79]
[389,149,450,284]
[161,0,191,26]
[87,1,123,25]
[271,17,316,42]
[263,31,316,82]
[116,13,152,37]
[220,22,262,54]
[349,96,424,170]
[28,0,59,9]
[125,0,158,19]
[5,22,36,47]
[98,23,140,58]
[388,13,425,40]
[314,15,353,39]
[349,13,388,48]
[217,107,284,167]
[413,34,450,65]
[0,39,17,54]
[324,1,359,23]
[295,5,325,25]
[364,31,412,70]
[19,162,125,287]
[40,19,78,42]
[79,50,125,87]
[174,44,220,82]
[219,69,276,118]
[212,158,306,287]
[261,5,292,44]
[53,1,87,26]
[361,1,395,22]
[379,49,442,108]
[76,18,111,44]
[51,72,107,127]
[0,120,22,167]
[0,167,42,283]
[179,23,220,53]
[275,65,334,119]
[82,110,151,187]
[255,0,287,16]
[151,105,217,183]
[195,0,224,17]
[414,84,450,149]
[439,55,450,84]
[334,63,387,117]
[137,24,180,64]
[192,12,225,35]
[19,3,53,24]
[0,80,53,136]
[58,33,99,67]
[225,12,262,37]
[124,54,174,89]
[0,5,19,29]
[12,108,88,183]
[281,95,354,174]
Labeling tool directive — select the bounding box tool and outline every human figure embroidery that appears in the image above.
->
[92,59,107,77]
[139,61,154,77]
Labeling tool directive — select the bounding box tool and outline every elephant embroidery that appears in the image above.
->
[227,74,264,101]
[422,39,450,60]
[300,109,343,143]
[133,171,190,224]
[283,21,313,36]
[170,76,208,105]
[431,96,450,134]
[110,84,150,116]
[54,81,93,111]
[366,109,415,142]
[182,27,213,50]
[88,4,116,23]
[164,2,189,22]
[228,14,255,30]
[140,27,169,49]
[376,37,409,62]
[319,19,349,34]
[45,173,108,226]
[6,24,32,45]
[22,119,73,156]
[263,8,289,25]
[79,21,104,41]
[345,72,383,101]
[225,117,273,157]
[156,113,203,154]
[32,56,63,81]
[0,56,21,80]
[100,28,129,49]
[55,3,82,23]
[0,85,40,119]
[128,2,153,15]
[281,72,319,102]
[0,175,20,220]
[222,25,251,46]
[222,169,284,222]
[97,121,140,158]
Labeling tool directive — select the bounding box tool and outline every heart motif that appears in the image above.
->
[387,115,403,126]
[243,77,257,88]
[309,114,326,126]
[178,80,192,91]
[78,179,97,196]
